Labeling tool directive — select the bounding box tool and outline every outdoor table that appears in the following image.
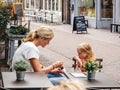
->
[1,72,53,89]
[8,33,26,61]
[63,71,120,90]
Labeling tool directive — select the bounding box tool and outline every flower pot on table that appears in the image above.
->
[87,72,96,81]
[16,71,25,81]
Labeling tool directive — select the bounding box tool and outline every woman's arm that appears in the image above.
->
[30,58,63,73]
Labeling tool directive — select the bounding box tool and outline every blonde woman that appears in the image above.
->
[73,43,95,72]
[48,80,86,90]
[12,27,65,85]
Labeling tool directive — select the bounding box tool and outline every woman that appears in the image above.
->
[73,43,95,72]
[12,27,65,85]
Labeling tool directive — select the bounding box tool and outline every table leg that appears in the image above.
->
[10,40,14,60]
[114,25,116,32]
[45,12,47,23]
[51,14,53,23]
[110,24,112,32]
[28,20,31,31]
[116,25,118,32]
[18,40,22,46]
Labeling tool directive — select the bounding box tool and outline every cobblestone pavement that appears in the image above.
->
[23,21,120,84]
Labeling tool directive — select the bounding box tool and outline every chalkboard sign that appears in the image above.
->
[73,16,87,33]
[13,3,24,17]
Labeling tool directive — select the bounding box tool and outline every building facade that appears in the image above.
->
[8,0,120,29]
[72,0,119,29]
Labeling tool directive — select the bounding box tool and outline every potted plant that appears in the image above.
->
[13,60,29,81]
[0,1,11,59]
[0,1,11,41]
[84,60,99,80]
[9,25,29,35]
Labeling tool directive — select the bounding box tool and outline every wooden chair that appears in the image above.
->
[72,58,103,72]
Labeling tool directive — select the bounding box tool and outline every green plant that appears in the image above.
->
[13,60,29,71]
[9,25,29,35]
[0,1,11,41]
[84,60,99,73]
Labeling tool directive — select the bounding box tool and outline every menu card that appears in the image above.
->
[70,72,86,78]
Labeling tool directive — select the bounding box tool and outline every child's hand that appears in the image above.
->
[73,56,82,67]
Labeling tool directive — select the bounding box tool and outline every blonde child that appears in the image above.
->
[73,43,95,72]
[48,80,86,90]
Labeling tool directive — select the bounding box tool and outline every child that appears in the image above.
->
[73,43,95,72]
[48,80,86,90]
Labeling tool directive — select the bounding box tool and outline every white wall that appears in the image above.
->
[70,0,81,25]
[116,0,120,23]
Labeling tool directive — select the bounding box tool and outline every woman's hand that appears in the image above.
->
[50,67,63,74]
[52,61,64,69]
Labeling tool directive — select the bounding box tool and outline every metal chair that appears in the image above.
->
[72,58,103,72]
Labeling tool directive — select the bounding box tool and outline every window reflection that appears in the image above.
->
[101,0,113,18]
[78,0,95,17]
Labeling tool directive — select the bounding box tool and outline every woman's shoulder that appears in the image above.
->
[22,42,35,47]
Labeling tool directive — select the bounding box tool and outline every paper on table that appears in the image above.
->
[70,72,87,78]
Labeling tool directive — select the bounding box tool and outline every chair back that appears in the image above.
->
[72,58,103,72]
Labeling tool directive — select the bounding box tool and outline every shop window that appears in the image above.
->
[31,0,34,8]
[56,0,58,11]
[101,0,113,18]
[26,0,29,8]
[78,0,95,17]
[40,0,43,9]
[52,0,55,10]
[45,0,47,10]
[49,0,51,10]
[36,0,39,9]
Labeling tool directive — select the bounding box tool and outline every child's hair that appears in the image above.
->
[47,80,86,90]
[22,27,54,42]
[77,43,95,60]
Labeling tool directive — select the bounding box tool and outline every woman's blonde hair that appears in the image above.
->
[77,43,95,60]
[47,80,86,90]
[22,27,54,42]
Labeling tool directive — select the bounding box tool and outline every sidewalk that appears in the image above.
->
[25,21,120,83]
[26,22,120,46]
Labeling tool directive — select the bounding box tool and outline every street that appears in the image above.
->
[25,21,120,83]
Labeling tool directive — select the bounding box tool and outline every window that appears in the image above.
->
[45,0,47,10]
[56,0,58,11]
[52,0,55,10]
[40,0,61,12]
[26,0,29,8]
[78,0,95,17]
[31,0,34,8]
[101,0,113,18]
[36,0,39,9]
[49,0,51,10]
[40,0,43,9]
